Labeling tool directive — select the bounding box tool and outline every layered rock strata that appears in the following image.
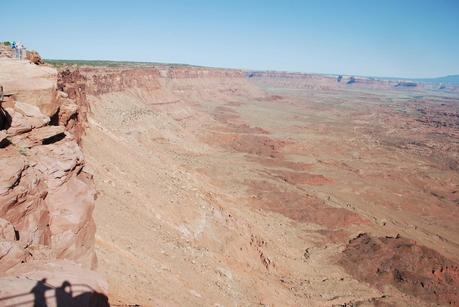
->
[0,57,107,306]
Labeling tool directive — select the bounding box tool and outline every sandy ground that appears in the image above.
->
[81,76,459,306]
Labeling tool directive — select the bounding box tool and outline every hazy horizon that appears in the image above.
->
[44,58,459,81]
[2,0,459,78]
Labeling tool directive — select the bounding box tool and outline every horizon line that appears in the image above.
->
[44,57,459,82]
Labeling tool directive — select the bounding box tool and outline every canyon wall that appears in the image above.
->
[0,60,254,306]
[75,62,459,306]
[0,57,107,306]
[77,65,262,101]
[1,52,457,306]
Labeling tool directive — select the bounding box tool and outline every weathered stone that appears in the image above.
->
[0,240,27,271]
[0,61,98,274]
[58,98,79,128]
[5,108,32,136]
[30,138,83,188]
[0,151,26,194]
[47,174,97,269]
[0,218,15,241]
[9,126,65,148]
[14,100,50,128]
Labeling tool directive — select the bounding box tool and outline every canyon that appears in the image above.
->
[1,48,459,306]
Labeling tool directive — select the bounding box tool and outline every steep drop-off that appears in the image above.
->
[2,51,459,306]
[76,63,459,306]
[0,57,107,306]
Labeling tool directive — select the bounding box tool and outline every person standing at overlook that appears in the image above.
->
[11,41,17,58]
[17,42,24,59]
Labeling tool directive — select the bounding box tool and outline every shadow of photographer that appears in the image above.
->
[0,278,109,307]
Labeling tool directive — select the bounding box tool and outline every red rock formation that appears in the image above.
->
[0,45,13,58]
[26,50,44,65]
[79,67,161,96]
[339,233,459,306]
[56,69,90,142]
[0,58,106,304]
[0,98,96,270]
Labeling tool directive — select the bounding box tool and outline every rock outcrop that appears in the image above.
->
[0,45,13,58]
[26,50,44,65]
[0,57,106,305]
[339,233,459,306]
[56,69,91,141]
[0,96,96,269]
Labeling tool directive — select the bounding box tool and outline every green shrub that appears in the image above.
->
[2,41,11,46]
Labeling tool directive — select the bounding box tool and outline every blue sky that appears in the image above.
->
[2,0,458,78]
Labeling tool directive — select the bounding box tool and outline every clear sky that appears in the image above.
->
[2,0,459,78]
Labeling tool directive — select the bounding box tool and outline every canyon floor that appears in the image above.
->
[80,68,459,306]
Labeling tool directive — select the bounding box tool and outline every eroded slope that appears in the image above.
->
[0,57,107,307]
[79,65,459,306]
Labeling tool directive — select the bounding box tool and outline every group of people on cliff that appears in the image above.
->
[10,41,26,59]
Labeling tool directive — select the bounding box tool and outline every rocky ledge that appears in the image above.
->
[0,56,107,306]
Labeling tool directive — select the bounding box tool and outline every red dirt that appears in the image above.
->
[247,180,368,230]
[266,169,332,185]
[339,233,459,306]
[213,106,270,134]
[247,156,313,171]
[208,132,288,158]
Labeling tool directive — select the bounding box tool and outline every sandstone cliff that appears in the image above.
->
[0,57,107,306]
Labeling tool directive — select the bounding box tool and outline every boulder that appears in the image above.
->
[0,150,26,195]
[0,57,58,117]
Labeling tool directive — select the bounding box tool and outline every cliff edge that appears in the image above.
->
[0,55,107,306]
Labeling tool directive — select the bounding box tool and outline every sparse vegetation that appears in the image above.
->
[2,41,11,46]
